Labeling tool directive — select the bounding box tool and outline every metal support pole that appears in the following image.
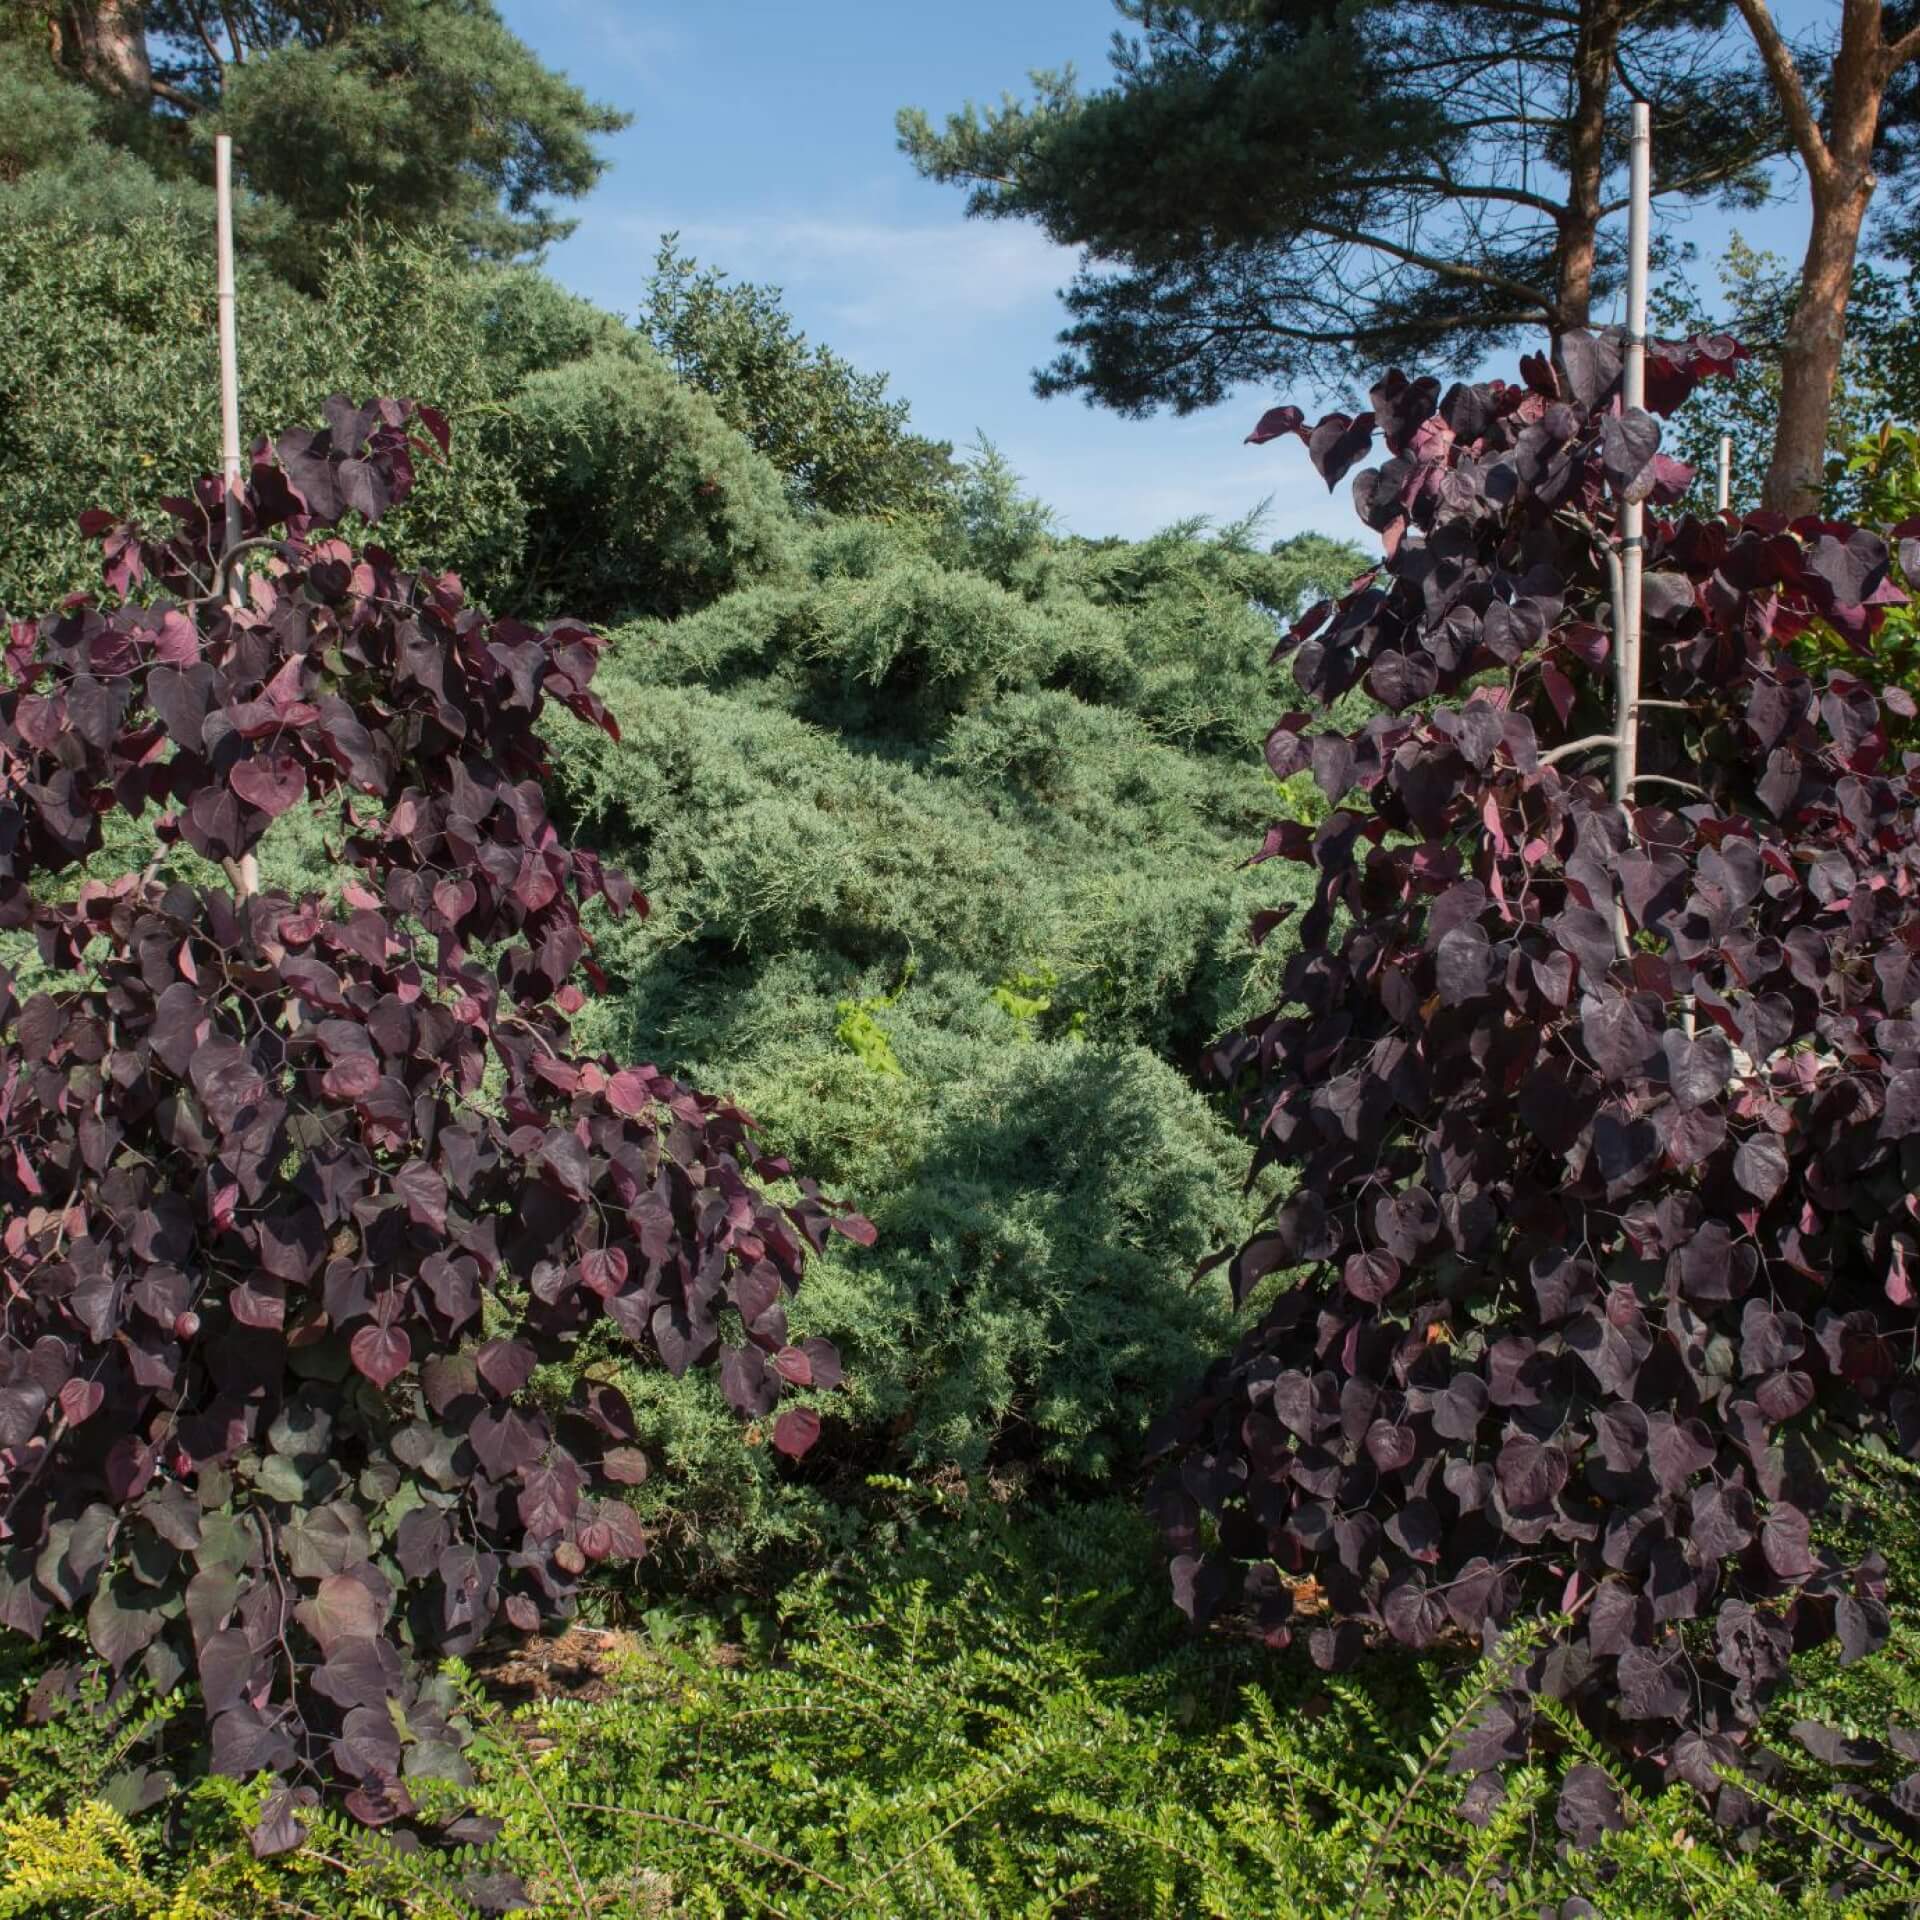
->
[215,134,258,898]
[1615,100,1650,812]
[216,134,242,609]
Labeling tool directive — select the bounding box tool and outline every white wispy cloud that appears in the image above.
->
[1018,441,1363,546]
[539,0,690,88]
[602,209,1071,333]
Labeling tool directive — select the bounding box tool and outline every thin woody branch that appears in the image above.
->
[1731,0,1833,185]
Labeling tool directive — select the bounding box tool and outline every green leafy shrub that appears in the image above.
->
[508,347,799,620]
[521,501,1363,1569]
[644,234,956,518]
[0,212,795,623]
[0,209,527,610]
[529,978,1263,1577]
[10,1497,1920,1916]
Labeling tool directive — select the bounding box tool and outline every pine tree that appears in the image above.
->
[900,1,1782,413]
[5,0,625,259]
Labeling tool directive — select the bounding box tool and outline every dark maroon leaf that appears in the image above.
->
[1752,1366,1812,1419]
[1436,926,1494,1005]
[830,1210,878,1248]
[1169,1552,1227,1623]
[1805,529,1890,606]
[1661,1029,1731,1111]
[1732,1135,1789,1205]
[1646,1415,1715,1492]
[517,1465,579,1542]
[1342,1249,1400,1304]
[249,1787,315,1859]
[1245,405,1305,447]
[1793,1720,1883,1768]
[1761,1506,1815,1579]
[231,754,306,819]
[393,1161,448,1235]
[1836,1594,1891,1666]
[772,1407,822,1460]
[475,1340,537,1397]
[1382,1576,1448,1647]
[468,1409,546,1480]
[1601,407,1660,498]
[720,1345,778,1418]
[1432,1372,1490,1441]
[1556,1764,1627,1846]
[348,1325,409,1391]
[1581,994,1658,1082]
[1691,1485,1756,1560]
[1496,1437,1567,1508]
[1617,1646,1689,1720]
[1306,412,1376,488]
[799,1338,844,1390]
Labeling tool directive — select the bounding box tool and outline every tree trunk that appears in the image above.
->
[57,1,152,105]
[1739,0,1909,518]
[1555,0,1626,327]
[1765,170,1875,515]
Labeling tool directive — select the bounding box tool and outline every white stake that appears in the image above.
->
[1615,100,1650,812]
[216,134,242,608]
[215,134,258,898]
[1717,434,1732,513]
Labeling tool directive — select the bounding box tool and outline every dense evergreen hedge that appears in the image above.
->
[540,502,1360,1573]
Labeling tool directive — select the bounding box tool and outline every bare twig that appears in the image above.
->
[1539,732,1623,767]
[183,536,285,608]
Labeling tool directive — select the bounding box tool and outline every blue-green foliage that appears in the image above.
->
[508,346,799,619]
[541,470,1360,1572]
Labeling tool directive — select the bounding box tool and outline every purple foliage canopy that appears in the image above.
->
[0,401,867,1838]
[1155,329,1920,1825]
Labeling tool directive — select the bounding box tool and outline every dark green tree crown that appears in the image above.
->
[901,0,1782,414]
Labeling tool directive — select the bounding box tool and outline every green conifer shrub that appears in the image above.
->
[525,481,1363,1573]
[507,349,799,622]
[0,215,797,625]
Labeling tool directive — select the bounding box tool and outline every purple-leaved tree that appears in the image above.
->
[0,400,868,1842]
[1150,330,1920,1833]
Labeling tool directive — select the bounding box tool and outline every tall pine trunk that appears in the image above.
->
[1555,0,1627,328]
[1737,0,1920,518]
[56,1,152,105]
[1769,168,1876,516]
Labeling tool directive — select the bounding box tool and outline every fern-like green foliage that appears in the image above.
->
[9,1499,1920,1918]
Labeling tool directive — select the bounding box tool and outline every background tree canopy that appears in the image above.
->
[2,0,625,267]
[899,0,1781,413]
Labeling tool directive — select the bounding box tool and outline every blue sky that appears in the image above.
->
[495,0,1827,546]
